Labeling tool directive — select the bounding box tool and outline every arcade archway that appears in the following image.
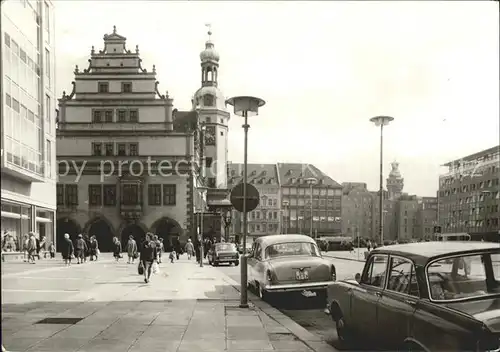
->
[121,224,146,250]
[56,218,80,252]
[86,218,115,252]
[151,217,182,252]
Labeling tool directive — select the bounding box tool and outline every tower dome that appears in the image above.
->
[200,27,219,62]
[389,161,402,178]
[200,40,220,62]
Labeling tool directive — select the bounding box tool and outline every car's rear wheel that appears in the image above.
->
[335,317,353,344]
[213,261,219,266]
[234,260,239,266]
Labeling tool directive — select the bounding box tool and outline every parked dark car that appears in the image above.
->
[325,241,500,351]
[208,242,239,266]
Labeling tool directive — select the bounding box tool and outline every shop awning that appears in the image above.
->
[1,211,29,220]
[36,216,52,223]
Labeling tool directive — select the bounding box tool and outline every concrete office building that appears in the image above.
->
[1,0,57,250]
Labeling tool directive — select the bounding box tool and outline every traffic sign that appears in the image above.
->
[230,183,260,213]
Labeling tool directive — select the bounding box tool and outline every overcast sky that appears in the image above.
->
[54,1,499,196]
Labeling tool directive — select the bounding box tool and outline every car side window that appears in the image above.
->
[361,254,388,289]
[255,243,262,261]
[387,257,419,297]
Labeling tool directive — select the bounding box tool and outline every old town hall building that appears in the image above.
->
[56,27,229,251]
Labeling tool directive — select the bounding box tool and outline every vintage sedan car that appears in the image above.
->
[325,241,500,351]
[208,242,240,266]
[247,234,336,300]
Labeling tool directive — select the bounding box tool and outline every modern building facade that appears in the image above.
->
[438,145,500,240]
[56,27,206,251]
[1,0,57,250]
[228,163,281,239]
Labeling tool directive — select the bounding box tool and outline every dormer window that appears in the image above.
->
[290,178,295,184]
[251,170,257,176]
[261,170,266,176]
[203,94,214,107]
[286,170,292,176]
[98,82,109,93]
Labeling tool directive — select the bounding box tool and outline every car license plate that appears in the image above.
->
[302,290,317,298]
[295,270,309,280]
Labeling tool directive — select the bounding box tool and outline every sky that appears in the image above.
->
[53,1,499,196]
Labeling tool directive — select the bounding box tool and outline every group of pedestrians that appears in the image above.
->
[21,232,56,264]
[60,233,99,266]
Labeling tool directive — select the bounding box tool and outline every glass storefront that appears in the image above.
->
[1,201,32,252]
[35,208,54,247]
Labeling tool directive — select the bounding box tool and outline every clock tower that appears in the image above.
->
[192,26,230,189]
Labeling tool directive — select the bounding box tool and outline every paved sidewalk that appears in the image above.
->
[2,258,337,352]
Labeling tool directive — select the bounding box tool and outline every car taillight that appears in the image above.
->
[266,270,272,282]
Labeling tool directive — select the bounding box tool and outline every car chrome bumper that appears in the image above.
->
[216,258,238,262]
[264,281,331,292]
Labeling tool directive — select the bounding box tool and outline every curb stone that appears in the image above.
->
[221,274,338,352]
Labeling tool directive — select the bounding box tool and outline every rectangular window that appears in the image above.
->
[361,255,388,288]
[105,143,114,156]
[122,184,139,205]
[92,142,102,156]
[386,257,419,297]
[122,82,132,93]
[46,139,52,177]
[56,184,64,205]
[45,94,51,130]
[88,185,102,206]
[129,143,138,156]
[117,143,126,156]
[129,109,138,122]
[117,110,126,122]
[20,49,27,63]
[163,184,176,205]
[44,2,50,31]
[92,110,102,123]
[65,184,78,206]
[4,33,10,47]
[148,184,162,206]
[45,49,50,84]
[104,110,113,122]
[103,185,117,206]
[98,82,109,93]
[205,157,213,168]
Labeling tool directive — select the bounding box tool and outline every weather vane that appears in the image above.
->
[205,23,212,40]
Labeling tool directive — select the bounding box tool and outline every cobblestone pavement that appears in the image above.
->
[216,257,365,350]
[1,255,338,352]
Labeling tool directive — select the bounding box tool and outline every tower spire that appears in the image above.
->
[205,23,212,40]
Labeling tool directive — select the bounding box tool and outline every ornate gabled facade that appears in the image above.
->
[56,27,204,251]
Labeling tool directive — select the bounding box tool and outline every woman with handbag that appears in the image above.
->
[127,235,138,264]
[139,233,158,283]
[112,237,122,262]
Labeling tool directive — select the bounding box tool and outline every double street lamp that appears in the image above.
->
[369,116,394,245]
[305,177,317,238]
[226,96,265,309]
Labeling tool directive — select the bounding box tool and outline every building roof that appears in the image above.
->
[228,163,279,187]
[277,163,341,188]
[372,241,499,266]
[256,234,316,247]
[443,145,500,166]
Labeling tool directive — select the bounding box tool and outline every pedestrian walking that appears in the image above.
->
[159,238,165,262]
[90,236,99,261]
[39,235,47,259]
[127,235,138,264]
[22,234,29,262]
[184,239,194,260]
[169,250,176,263]
[27,232,37,264]
[61,233,74,266]
[140,233,158,283]
[83,234,91,262]
[75,234,87,264]
[112,237,122,262]
[152,235,161,263]
[35,235,41,260]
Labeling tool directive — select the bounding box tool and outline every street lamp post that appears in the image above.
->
[369,116,394,245]
[226,96,265,309]
[281,200,289,234]
[305,178,317,238]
